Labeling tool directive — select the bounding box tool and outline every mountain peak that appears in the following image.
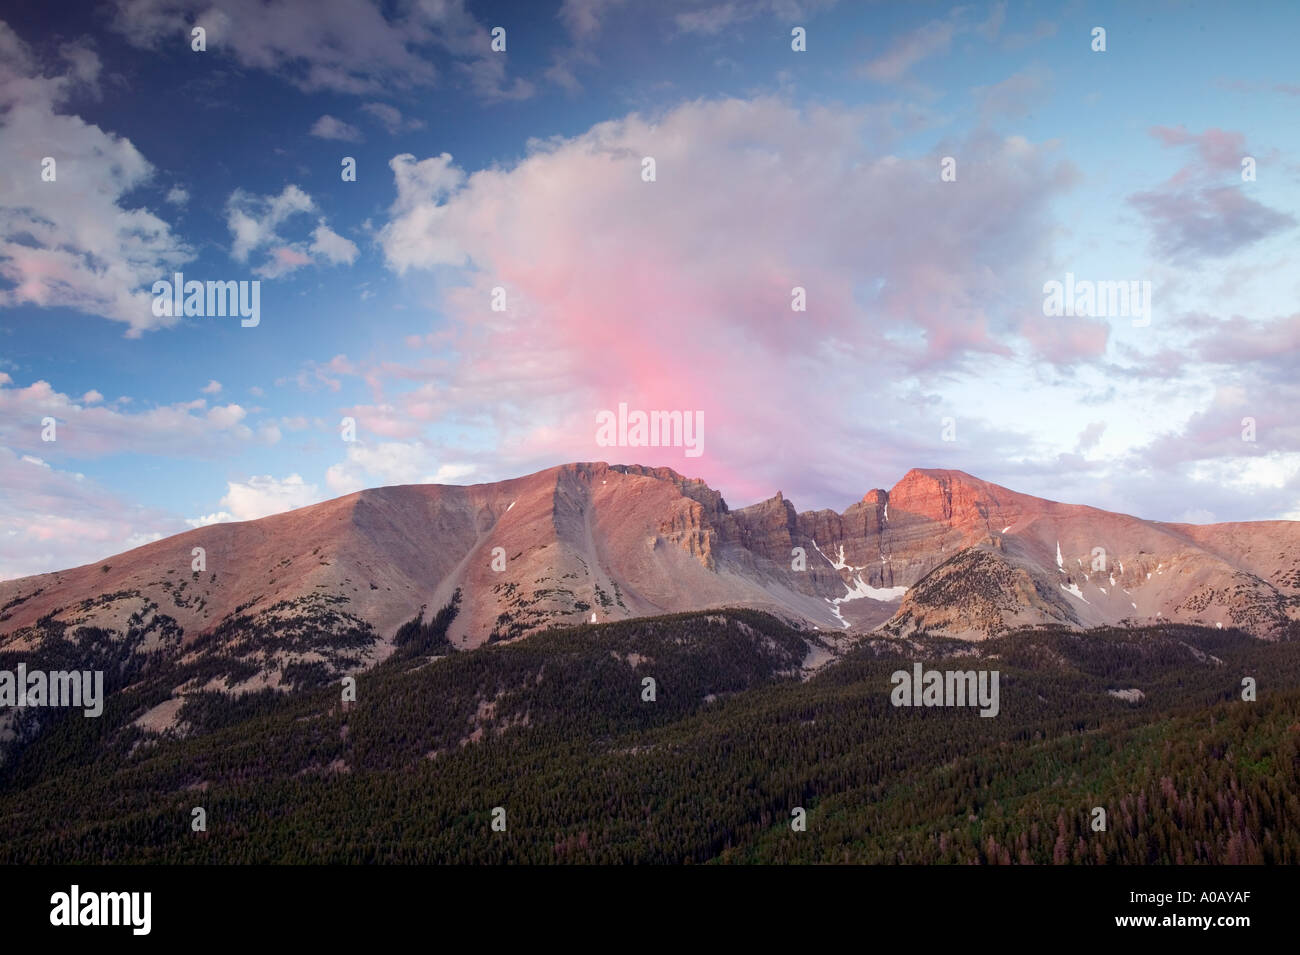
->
[892,467,986,491]
[885,468,1001,524]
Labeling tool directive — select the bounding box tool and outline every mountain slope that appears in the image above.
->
[4,610,1298,864]
[2,463,1298,704]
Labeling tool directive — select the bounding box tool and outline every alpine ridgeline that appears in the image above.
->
[3,463,1298,696]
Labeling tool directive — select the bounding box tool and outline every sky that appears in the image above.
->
[1,0,1299,579]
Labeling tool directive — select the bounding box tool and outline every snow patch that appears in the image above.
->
[1056,541,1064,571]
[1001,525,1012,533]
[506,500,516,511]
[812,539,865,573]
[825,575,906,629]
[1061,582,1089,603]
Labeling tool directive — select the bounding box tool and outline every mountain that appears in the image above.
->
[2,462,1298,702]
[3,465,1300,837]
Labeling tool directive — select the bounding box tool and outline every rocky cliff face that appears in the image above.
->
[728,492,798,563]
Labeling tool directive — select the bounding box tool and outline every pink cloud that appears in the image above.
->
[0,446,183,579]
[1018,313,1110,365]
[273,246,313,267]
[1149,125,1247,173]
[368,97,1077,502]
[1132,126,1294,263]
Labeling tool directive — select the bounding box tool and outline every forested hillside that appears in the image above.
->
[2,607,1297,864]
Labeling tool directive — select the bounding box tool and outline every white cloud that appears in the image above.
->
[674,1,833,37]
[559,0,626,39]
[309,114,362,141]
[862,9,964,82]
[0,22,192,334]
[361,102,401,132]
[310,223,359,265]
[225,186,357,277]
[226,184,315,262]
[123,531,163,548]
[0,376,276,459]
[165,185,189,205]
[201,379,222,394]
[674,3,743,35]
[326,441,474,494]
[377,154,468,273]
[205,404,247,429]
[110,0,533,100]
[185,511,234,528]
[219,473,321,521]
[360,102,423,133]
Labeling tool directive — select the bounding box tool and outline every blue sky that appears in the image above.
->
[2,0,1299,578]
